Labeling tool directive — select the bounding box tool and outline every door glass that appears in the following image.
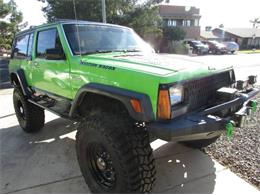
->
[36,28,64,59]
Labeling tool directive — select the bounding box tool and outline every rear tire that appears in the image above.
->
[76,111,156,193]
[181,136,219,149]
[13,88,45,133]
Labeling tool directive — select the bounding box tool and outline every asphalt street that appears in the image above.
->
[195,53,260,84]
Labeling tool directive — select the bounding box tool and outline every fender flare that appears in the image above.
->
[10,69,31,96]
[69,83,155,122]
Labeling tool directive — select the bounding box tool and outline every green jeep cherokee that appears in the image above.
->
[9,20,259,193]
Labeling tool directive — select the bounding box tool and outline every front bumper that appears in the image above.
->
[148,87,259,142]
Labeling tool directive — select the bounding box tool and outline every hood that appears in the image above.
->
[80,52,231,76]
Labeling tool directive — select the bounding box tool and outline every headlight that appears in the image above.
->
[169,85,184,106]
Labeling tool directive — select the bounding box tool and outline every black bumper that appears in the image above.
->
[148,88,259,142]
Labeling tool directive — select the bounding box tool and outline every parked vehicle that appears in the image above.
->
[203,40,228,54]
[223,41,239,54]
[185,40,209,55]
[9,20,259,193]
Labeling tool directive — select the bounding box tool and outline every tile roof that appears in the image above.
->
[200,30,219,39]
[216,28,260,38]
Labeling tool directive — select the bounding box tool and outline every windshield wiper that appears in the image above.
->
[123,49,142,52]
[80,50,113,55]
[81,49,142,55]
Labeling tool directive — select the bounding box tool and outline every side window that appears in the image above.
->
[27,33,34,58]
[13,34,29,58]
[36,28,64,59]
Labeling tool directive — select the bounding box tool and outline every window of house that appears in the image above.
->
[167,19,176,27]
[195,19,199,26]
[171,20,176,26]
[13,34,29,58]
[36,28,64,59]
[186,20,191,26]
[168,20,172,26]
[182,20,186,26]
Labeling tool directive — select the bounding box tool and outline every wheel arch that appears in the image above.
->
[9,69,31,96]
[69,83,155,122]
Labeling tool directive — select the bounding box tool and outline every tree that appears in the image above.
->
[250,17,260,28]
[205,26,212,31]
[163,27,186,41]
[37,0,163,39]
[0,0,23,50]
[159,27,186,53]
[219,24,224,28]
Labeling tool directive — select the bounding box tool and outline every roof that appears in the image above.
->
[215,28,260,38]
[200,30,219,39]
[16,19,130,37]
[159,5,200,18]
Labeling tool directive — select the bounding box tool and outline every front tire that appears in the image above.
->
[13,88,45,133]
[76,111,156,193]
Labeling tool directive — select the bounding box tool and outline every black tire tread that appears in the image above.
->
[13,88,45,133]
[76,111,155,193]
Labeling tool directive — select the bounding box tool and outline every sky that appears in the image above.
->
[4,0,260,29]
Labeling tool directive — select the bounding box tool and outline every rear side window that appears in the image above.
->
[36,28,63,59]
[12,32,34,59]
[13,34,29,58]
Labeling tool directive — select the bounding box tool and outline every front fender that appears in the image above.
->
[69,83,154,122]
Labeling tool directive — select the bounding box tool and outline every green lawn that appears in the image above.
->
[238,49,260,54]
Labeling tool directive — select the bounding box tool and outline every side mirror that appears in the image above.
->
[12,48,19,58]
[46,48,65,60]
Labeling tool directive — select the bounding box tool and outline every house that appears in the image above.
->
[201,28,260,49]
[212,28,260,49]
[200,30,221,41]
[159,5,201,39]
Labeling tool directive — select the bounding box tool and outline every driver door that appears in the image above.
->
[31,27,71,98]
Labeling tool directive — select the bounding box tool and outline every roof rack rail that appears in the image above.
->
[53,18,86,23]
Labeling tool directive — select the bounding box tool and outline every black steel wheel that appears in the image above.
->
[87,143,116,189]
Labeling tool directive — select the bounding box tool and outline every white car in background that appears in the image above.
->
[223,41,239,54]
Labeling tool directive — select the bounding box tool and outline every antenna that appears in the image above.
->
[72,0,82,56]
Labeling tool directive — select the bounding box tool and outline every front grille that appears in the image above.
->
[183,71,232,111]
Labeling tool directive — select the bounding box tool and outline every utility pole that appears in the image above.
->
[102,0,106,23]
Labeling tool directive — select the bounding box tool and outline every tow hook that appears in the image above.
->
[225,121,235,139]
[249,100,258,112]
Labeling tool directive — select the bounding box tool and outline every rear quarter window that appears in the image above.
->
[12,32,34,59]
[12,34,29,58]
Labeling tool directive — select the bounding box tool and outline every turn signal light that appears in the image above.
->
[157,89,171,119]
[130,99,142,113]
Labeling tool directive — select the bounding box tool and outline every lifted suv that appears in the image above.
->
[9,20,259,193]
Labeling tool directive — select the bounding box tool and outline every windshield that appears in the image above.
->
[63,24,154,55]
[192,41,204,46]
[210,40,224,47]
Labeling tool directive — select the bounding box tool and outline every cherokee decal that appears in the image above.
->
[80,60,116,70]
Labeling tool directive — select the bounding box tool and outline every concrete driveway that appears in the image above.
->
[0,88,259,194]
